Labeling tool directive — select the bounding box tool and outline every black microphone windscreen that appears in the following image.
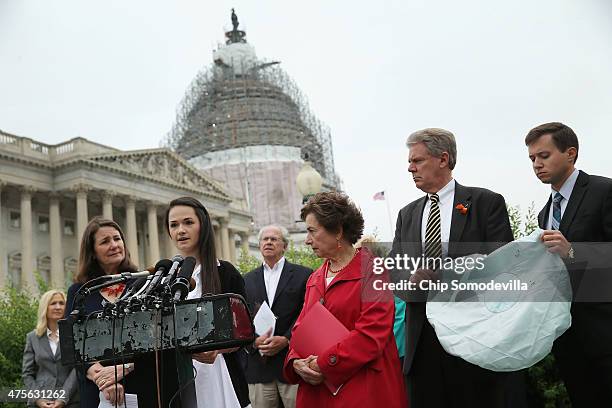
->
[131,277,149,291]
[178,256,197,279]
[154,259,173,273]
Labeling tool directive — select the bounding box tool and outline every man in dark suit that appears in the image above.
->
[244,225,312,408]
[526,122,612,406]
[391,128,516,408]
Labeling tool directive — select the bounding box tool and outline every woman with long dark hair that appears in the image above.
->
[65,217,138,407]
[165,196,251,408]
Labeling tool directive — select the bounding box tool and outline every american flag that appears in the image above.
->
[373,191,385,201]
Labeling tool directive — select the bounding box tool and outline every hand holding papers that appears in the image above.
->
[253,301,276,336]
[253,301,276,355]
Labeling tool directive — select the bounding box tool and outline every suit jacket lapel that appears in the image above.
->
[403,197,427,259]
[409,197,427,244]
[449,182,471,245]
[538,198,550,229]
[272,260,293,308]
[38,333,55,361]
[254,265,268,305]
[559,170,589,234]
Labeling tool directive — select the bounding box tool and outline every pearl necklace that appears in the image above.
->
[327,248,359,277]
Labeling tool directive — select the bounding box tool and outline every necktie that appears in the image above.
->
[424,193,442,259]
[551,192,563,230]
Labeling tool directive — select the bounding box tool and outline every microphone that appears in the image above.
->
[105,270,151,280]
[116,266,157,302]
[172,256,197,301]
[142,259,173,296]
[161,254,184,287]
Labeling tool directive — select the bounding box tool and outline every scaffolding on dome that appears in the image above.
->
[165,51,339,188]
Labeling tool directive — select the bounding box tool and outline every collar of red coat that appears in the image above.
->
[308,247,374,293]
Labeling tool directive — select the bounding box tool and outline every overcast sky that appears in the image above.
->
[1,0,611,241]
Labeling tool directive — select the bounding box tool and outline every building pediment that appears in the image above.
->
[84,149,231,200]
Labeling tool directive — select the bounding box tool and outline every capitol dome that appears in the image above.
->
[167,10,338,187]
[166,10,339,235]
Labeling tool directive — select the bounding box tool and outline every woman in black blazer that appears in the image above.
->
[165,196,251,408]
[22,289,79,408]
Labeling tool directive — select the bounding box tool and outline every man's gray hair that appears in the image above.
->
[257,224,290,246]
[406,128,457,170]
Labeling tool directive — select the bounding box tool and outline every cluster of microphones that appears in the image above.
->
[72,255,198,319]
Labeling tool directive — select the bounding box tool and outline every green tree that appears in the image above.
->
[236,243,323,275]
[0,286,38,388]
[0,271,53,400]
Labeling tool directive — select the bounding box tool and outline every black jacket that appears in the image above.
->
[390,181,514,374]
[217,260,251,407]
[243,259,312,384]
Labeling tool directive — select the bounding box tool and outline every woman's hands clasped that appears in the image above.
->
[293,355,324,385]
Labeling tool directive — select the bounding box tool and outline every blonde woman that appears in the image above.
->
[22,289,79,408]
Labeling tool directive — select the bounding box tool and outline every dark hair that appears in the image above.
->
[300,191,364,245]
[75,217,137,283]
[164,196,221,294]
[525,122,579,163]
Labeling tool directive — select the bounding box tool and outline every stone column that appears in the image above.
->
[125,196,140,267]
[102,190,115,220]
[73,183,90,246]
[219,218,230,262]
[49,193,64,288]
[20,186,36,292]
[147,202,160,265]
[239,232,250,254]
[213,225,222,259]
[228,229,237,264]
[0,181,6,288]
[163,229,176,258]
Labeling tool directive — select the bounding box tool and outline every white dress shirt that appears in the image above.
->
[421,179,455,258]
[47,328,59,355]
[186,261,242,408]
[263,256,285,306]
[546,168,580,230]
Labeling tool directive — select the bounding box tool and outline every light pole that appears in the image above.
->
[296,161,322,204]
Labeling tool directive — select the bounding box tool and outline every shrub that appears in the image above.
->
[236,243,323,274]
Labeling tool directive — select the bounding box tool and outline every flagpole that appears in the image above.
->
[384,191,394,239]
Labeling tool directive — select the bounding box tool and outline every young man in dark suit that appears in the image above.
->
[244,225,312,408]
[526,122,612,407]
[391,128,517,408]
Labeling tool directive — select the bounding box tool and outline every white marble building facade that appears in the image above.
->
[0,130,253,292]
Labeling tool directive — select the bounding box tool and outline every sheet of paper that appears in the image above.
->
[253,301,276,337]
[98,392,138,408]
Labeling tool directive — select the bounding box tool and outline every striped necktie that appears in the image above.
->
[551,192,563,230]
[424,193,442,259]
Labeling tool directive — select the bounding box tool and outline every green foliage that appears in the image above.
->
[284,243,324,271]
[0,286,38,388]
[508,203,538,239]
[508,204,569,406]
[0,272,52,400]
[236,247,261,274]
[236,242,324,275]
[526,354,572,407]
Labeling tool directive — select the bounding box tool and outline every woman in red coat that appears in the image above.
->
[283,192,408,408]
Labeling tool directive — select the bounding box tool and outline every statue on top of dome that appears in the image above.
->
[231,8,239,31]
